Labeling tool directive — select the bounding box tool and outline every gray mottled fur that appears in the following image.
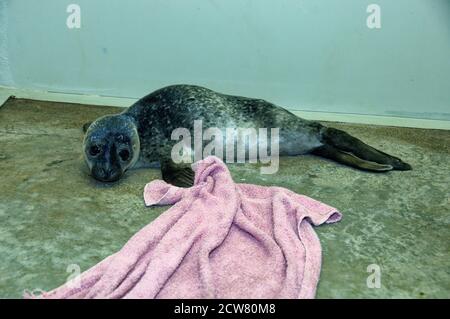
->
[124,84,324,164]
[83,84,411,183]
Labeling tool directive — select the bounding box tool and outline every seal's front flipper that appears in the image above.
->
[321,127,412,171]
[161,160,195,188]
[313,145,393,172]
[82,122,92,133]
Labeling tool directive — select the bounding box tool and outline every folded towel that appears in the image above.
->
[25,156,341,299]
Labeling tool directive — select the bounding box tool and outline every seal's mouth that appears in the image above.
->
[90,168,123,183]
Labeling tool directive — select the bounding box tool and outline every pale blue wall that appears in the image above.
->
[1,0,449,120]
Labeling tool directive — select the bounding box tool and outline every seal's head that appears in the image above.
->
[83,115,140,182]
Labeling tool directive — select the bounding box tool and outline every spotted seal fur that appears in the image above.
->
[83,84,411,186]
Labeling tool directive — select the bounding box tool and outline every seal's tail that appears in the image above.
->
[313,127,412,172]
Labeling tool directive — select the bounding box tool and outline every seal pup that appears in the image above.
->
[83,84,411,186]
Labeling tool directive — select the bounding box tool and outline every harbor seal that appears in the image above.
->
[82,84,411,186]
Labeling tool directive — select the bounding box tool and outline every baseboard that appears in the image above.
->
[1,86,449,130]
[290,110,450,130]
[0,86,136,108]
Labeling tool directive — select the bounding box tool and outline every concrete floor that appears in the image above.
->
[0,97,449,299]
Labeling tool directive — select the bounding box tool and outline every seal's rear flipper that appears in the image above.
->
[161,160,195,188]
[321,127,412,171]
[82,122,92,133]
[312,145,393,172]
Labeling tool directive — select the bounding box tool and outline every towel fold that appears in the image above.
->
[25,156,341,299]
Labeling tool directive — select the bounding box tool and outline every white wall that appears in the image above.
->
[1,0,449,120]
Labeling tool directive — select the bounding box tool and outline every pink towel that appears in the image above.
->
[25,156,341,299]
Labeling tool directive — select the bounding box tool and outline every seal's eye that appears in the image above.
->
[119,149,130,161]
[89,145,101,156]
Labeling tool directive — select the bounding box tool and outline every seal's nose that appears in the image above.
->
[91,167,122,182]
